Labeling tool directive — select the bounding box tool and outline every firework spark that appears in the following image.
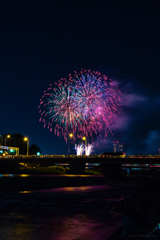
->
[69,69,122,139]
[39,69,122,143]
[85,144,95,156]
[39,84,84,142]
[75,144,84,156]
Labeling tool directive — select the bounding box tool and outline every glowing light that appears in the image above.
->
[24,137,29,155]
[20,174,30,177]
[20,191,31,193]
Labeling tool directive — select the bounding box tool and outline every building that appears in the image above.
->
[113,141,124,153]
[0,145,19,155]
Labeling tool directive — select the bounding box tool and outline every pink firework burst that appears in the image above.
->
[38,69,122,143]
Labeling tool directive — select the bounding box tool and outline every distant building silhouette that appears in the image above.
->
[113,141,124,153]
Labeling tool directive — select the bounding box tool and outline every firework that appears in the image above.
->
[69,69,122,139]
[75,144,84,156]
[39,69,122,142]
[85,144,95,156]
[38,83,84,142]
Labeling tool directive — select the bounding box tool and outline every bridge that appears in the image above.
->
[0,156,160,175]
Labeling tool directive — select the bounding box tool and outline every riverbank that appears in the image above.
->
[0,165,103,175]
[0,165,68,175]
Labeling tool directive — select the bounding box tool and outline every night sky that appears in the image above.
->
[0,1,159,155]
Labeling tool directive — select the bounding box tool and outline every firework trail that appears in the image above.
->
[75,144,84,155]
[39,69,122,143]
[85,144,95,156]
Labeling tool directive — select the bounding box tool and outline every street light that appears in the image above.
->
[5,134,10,152]
[24,137,29,156]
[68,133,73,155]
[82,136,87,155]
[69,133,73,138]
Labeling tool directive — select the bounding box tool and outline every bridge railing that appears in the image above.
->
[1,154,160,158]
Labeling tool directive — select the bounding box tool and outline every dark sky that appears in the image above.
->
[0,1,159,155]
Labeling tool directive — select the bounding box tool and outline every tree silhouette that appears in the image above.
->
[29,143,42,155]
[1,133,42,155]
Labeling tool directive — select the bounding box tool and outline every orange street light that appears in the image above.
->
[24,137,29,156]
[68,133,73,155]
[82,136,87,155]
[5,134,11,152]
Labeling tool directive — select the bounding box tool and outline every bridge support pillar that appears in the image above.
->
[68,162,86,174]
[127,168,130,176]
[101,163,122,178]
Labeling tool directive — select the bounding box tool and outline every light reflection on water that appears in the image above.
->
[20,191,31,193]
[19,185,114,195]
[0,174,14,177]
[0,211,121,240]
[30,185,112,193]
[19,186,110,194]
[0,180,135,239]
[0,174,104,177]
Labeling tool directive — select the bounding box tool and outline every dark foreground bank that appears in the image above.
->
[108,176,160,239]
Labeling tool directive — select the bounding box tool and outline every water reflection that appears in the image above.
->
[19,174,30,177]
[0,174,103,177]
[30,185,112,193]
[18,185,112,194]
[0,182,137,239]
[0,210,121,240]
[20,191,31,193]
[0,174,13,177]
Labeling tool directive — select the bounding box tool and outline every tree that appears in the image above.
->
[29,143,42,155]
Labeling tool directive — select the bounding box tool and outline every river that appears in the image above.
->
[0,177,137,240]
